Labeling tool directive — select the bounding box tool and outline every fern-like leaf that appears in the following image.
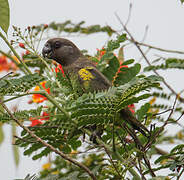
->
[0,73,46,96]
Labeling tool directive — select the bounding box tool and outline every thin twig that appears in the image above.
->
[137,41,184,55]
[177,168,184,180]
[137,158,147,180]
[103,145,123,179]
[125,3,132,26]
[141,25,149,43]
[121,123,143,150]
[152,109,173,116]
[176,112,184,122]
[142,154,156,177]
[144,95,178,150]
[0,99,97,180]
[0,72,13,81]
[154,147,176,160]
[115,13,184,103]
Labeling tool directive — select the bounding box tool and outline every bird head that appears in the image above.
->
[42,38,82,66]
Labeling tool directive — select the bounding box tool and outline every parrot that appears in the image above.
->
[42,38,149,142]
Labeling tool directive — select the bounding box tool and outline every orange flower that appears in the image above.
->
[0,55,9,72]
[0,55,18,72]
[32,81,50,103]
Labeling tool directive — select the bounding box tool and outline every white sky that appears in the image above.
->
[1,0,184,179]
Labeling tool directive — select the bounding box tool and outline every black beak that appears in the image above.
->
[42,43,52,58]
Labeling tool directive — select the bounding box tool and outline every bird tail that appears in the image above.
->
[120,107,149,137]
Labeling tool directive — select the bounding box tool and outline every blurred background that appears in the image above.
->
[0,0,184,179]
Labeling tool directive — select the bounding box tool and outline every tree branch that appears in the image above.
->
[115,13,184,103]
[0,99,97,180]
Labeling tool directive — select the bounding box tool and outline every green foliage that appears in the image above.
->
[1,17,184,179]
[136,103,150,121]
[115,75,160,111]
[0,106,44,123]
[98,54,120,82]
[0,73,46,96]
[144,58,184,71]
[97,34,126,82]
[39,154,113,179]
[106,34,127,51]
[0,0,9,34]
[34,21,116,36]
[14,73,161,162]
[114,63,141,86]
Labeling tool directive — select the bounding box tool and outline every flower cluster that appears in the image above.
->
[32,81,50,103]
[0,55,18,72]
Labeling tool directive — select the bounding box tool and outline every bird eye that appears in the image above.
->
[54,41,61,49]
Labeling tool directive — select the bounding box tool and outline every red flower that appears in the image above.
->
[96,48,106,60]
[128,104,135,114]
[26,50,30,55]
[40,112,50,120]
[29,111,49,127]
[55,64,64,74]
[30,117,43,127]
[19,43,25,49]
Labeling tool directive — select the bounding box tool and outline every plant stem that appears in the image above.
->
[41,88,69,118]
[137,41,184,55]
[85,129,141,180]
[0,50,20,67]
[0,99,97,180]
[3,91,45,103]
[0,31,31,74]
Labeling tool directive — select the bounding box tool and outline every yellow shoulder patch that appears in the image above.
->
[78,67,95,81]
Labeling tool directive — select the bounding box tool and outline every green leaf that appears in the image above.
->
[0,73,46,96]
[171,144,184,153]
[117,34,127,43]
[101,55,120,82]
[68,138,81,150]
[62,144,71,153]
[136,103,150,121]
[114,63,141,86]
[0,0,10,34]
[122,59,135,66]
[106,34,126,51]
